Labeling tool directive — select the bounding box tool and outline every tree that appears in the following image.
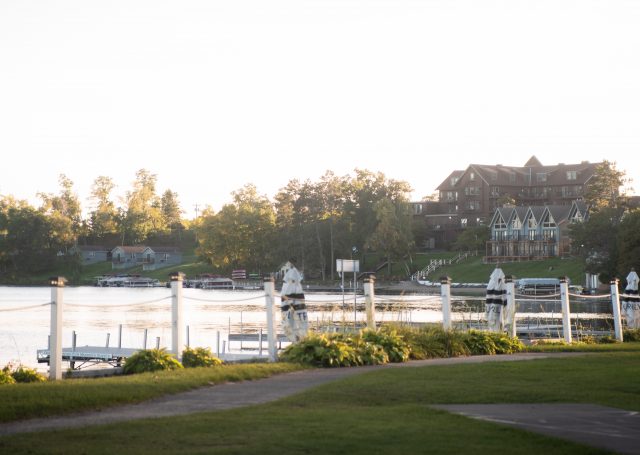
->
[197,184,276,273]
[123,169,164,243]
[365,198,414,274]
[451,225,489,252]
[584,161,630,212]
[570,207,623,283]
[88,176,119,240]
[37,174,82,254]
[161,189,184,241]
[617,209,640,277]
[0,197,58,277]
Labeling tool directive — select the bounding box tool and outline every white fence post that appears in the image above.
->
[610,279,624,342]
[505,275,516,338]
[49,276,65,381]
[560,277,572,344]
[440,276,452,330]
[364,274,376,330]
[170,272,185,360]
[264,277,278,362]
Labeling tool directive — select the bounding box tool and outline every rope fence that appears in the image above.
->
[0,302,52,312]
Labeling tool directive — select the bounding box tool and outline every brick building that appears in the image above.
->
[412,156,600,250]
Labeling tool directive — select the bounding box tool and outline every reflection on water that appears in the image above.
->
[0,286,616,370]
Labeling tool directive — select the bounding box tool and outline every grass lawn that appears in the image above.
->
[0,363,303,423]
[433,256,585,284]
[1,344,638,454]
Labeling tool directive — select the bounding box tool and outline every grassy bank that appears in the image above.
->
[0,363,303,423]
[2,346,638,453]
[431,255,585,284]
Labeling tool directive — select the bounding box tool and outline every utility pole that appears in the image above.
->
[193,204,200,243]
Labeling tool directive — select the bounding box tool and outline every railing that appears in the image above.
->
[411,251,477,281]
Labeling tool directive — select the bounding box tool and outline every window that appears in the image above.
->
[450,177,459,186]
[470,172,475,181]
[536,173,547,182]
[468,200,480,211]
[566,170,577,180]
[465,187,480,196]
[491,172,498,181]
[509,173,516,183]
[460,218,468,228]
[495,215,507,229]
[413,204,423,215]
[491,186,500,197]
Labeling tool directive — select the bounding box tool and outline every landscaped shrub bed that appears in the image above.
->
[279,325,526,367]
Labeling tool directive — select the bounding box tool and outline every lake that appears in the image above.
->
[0,286,615,371]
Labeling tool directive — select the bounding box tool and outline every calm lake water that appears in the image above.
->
[0,286,615,371]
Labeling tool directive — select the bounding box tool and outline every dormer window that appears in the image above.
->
[566,170,577,180]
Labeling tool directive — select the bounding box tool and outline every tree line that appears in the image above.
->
[0,168,415,280]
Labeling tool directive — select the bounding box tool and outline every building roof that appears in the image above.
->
[112,246,147,254]
[435,158,601,191]
[75,245,110,252]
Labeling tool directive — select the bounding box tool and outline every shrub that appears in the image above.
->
[337,333,389,366]
[361,328,410,363]
[0,369,16,385]
[279,333,359,367]
[123,349,183,374]
[10,366,47,383]
[462,331,523,355]
[623,329,640,342]
[181,347,223,368]
[463,330,498,355]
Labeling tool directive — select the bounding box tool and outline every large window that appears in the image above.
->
[536,173,547,182]
[566,170,577,180]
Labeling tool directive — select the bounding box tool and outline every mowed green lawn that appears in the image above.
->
[1,345,639,454]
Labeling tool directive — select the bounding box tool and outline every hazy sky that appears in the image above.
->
[1,0,639,217]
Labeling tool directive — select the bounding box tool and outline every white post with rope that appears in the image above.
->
[49,276,65,380]
[560,277,572,344]
[364,274,376,330]
[610,279,624,342]
[170,272,185,360]
[264,277,277,362]
[440,276,452,330]
[505,276,517,338]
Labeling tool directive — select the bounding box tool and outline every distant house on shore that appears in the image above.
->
[111,246,182,271]
[485,200,588,262]
[70,245,111,264]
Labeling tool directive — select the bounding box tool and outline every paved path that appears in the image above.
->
[0,353,568,437]
[432,404,640,455]
[5,351,636,454]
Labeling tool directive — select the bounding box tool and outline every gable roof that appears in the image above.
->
[524,155,543,167]
[112,246,146,254]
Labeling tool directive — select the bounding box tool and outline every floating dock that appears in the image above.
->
[37,346,139,370]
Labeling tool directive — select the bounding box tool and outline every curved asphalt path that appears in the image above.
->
[1,352,638,453]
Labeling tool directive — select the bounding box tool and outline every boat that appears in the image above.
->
[96,274,161,288]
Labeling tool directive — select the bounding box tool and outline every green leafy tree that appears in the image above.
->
[0,197,57,277]
[452,225,489,252]
[570,207,622,283]
[37,174,82,254]
[617,209,640,277]
[123,169,164,243]
[197,184,276,273]
[365,198,414,274]
[584,161,630,212]
[88,175,119,240]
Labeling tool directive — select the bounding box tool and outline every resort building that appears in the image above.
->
[485,201,588,262]
[412,156,600,249]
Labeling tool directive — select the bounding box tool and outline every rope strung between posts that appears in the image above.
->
[515,292,562,299]
[0,302,52,312]
[568,293,611,300]
[65,296,172,308]
[184,294,267,303]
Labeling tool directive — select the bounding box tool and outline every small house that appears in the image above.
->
[71,245,111,264]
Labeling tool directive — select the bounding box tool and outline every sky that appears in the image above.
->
[1,0,639,218]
